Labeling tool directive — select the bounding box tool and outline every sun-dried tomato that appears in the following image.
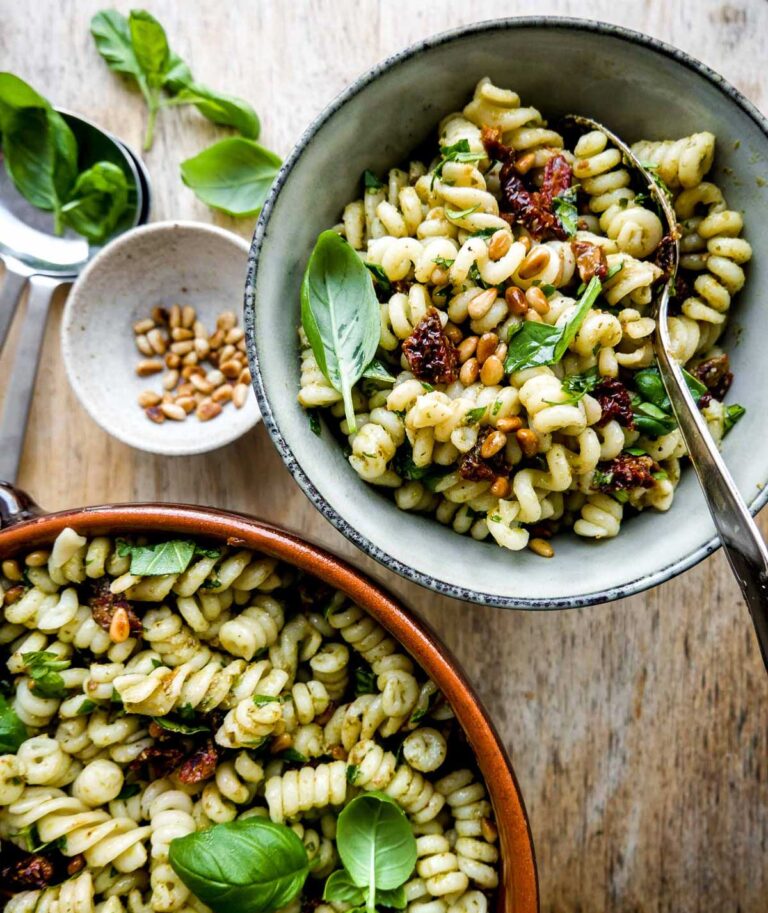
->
[294,574,334,612]
[459,428,511,482]
[402,309,458,384]
[595,454,657,492]
[130,745,186,779]
[481,125,515,164]
[499,154,573,240]
[1,850,55,891]
[653,230,680,279]
[594,378,635,429]
[672,271,692,303]
[88,579,141,636]
[691,353,733,401]
[177,739,218,784]
[572,239,608,283]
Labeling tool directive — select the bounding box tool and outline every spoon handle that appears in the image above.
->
[656,338,768,669]
[0,274,61,483]
[0,261,29,355]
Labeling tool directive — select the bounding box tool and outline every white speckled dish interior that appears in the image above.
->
[63,221,260,456]
[246,18,768,608]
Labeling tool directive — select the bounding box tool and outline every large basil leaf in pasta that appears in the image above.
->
[169,817,309,913]
[0,694,28,752]
[180,137,281,216]
[336,792,417,896]
[301,231,380,432]
[504,276,602,374]
[323,869,407,909]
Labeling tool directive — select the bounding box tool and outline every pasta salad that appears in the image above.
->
[297,77,749,557]
[0,529,499,913]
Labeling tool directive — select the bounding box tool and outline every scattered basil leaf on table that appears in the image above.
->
[166,84,259,137]
[21,651,71,699]
[151,716,210,735]
[300,230,380,431]
[60,161,129,242]
[0,693,28,752]
[169,817,309,913]
[180,137,281,216]
[504,276,602,373]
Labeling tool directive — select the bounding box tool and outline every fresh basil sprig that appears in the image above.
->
[169,817,309,913]
[180,137,281,216]
[301,231,380,431]
[0,693,28,753]
[116,538,221,576]
[91,9,259,150]
[324,792,417,912]
[504,276,602,374]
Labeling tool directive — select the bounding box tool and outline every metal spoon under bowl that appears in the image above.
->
[565,113,768,670]
[0,109,151,484]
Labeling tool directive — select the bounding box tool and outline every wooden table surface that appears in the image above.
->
[1,1,767,910]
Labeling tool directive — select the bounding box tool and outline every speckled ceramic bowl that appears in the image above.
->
[246,17,768,608]
[0,487,538,913]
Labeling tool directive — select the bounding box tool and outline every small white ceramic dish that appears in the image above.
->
[62,222,261,456]
[63,221,260,456]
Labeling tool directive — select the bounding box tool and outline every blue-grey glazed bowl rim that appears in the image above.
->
[245,15,768,611]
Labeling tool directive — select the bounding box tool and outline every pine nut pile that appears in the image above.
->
[133,304,251,423]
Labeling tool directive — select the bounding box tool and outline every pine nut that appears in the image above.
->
[181,365,204,380]
[480,355,504,386]
[481,430,507,458]
[496,416,523,433]
[220,359,241,379]
[219,344,237,363]
[481,818,499,843]
[238,367,252,385]
[182,351,199,365]
[176,396,196,414]
[515,152,536,175]
[197,400,223,421]
[135,334,153,356]
[468,289,497,320]
[182,305,196,328]
[190,374,214,394]
[209,329,225,349]
[162,393,174,404]
[476,333,499,365]
[146,406,165,423]
[133,318,155,334]
[517,247,551,280]
[3,585,25,604]
[432,267,449,286]
[162,370,179,391]
[1,559,23,582]
[171,327,194,341]
[170,340,194,355]
[138,390,162,408]
[161,402,187,421]
[459,357,479,386]
[225,327,244,345]
[205,370,225,388]
[217,311,237,331]
[270,733,293,754]
[165,352,181,369]
[458,336,478,363]
[232,384,248,408]
[169,304,182,328]
[505,286,528,316]
[177,383,195,397]
[516,427,539,457]
[194,320,207,339]
[488,230,512,260]
[494,342,508,363]
[109,607,131,643]
[194,338,210,359]
[147,328,167,354]
[526,286,550,315]
[212,384,233,403]
[236,339,247,353]
[136,359,163,377]
[490,476,511,498]
[529,537,554,558]
[151,306,169,325]
[443,322,463,345]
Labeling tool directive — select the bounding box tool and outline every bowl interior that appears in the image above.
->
[63,221,260,456]
[0,503,537,913]
[248,19,768,607]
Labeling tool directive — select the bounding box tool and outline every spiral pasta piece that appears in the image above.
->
[573,492,623,539]
[630,132,715,189]
[435,771,499,890]
[264,760,348,823]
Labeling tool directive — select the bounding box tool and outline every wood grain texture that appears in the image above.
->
[1,1,767,910]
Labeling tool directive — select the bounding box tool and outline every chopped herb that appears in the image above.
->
[364,262,393,295]
[723,403,746,434]
[363,169,384,191]
[151,658,163,669]
[531,280,557,298]
[612,490,630,503]
[639,161,673,202]
[652,470,669,481]
[431,139,485,188]
[75,698,97,716]
[152,716,210,735]
[551,184,579,237]
[465,406,486,425]
[432,256,454,269]
[625,447,648,456]
[346,764,360,784]
[253,694,282,707]
[279,748,308,763]
[177,703,196,721]
[605,261,623,281]
[0,693,27,752]
[392,442,452,487]
[592,468,613,488]
[307,409,322,437]
[21,651,70,699]
[489,514,502,523]
[445,204,480,221]
[491,400,502,416]
[420,382,434,392]
[470,227,498,238]
[354,668,377,696]
[200,576,222,589]
[116,783,142,800]
[560,367,599,404]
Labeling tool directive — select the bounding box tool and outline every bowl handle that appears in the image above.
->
[0,482,42,529]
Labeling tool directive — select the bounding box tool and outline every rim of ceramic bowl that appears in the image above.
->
[245,16,768,609]
[62,220,259,457]
[0,502,538,913]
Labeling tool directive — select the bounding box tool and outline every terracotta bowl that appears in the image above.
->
[0,491,538,913]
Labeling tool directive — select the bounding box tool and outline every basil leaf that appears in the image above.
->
[445,204,479,220]
[724,403,746,434]
[391,442,451,485]
[363,170,383,191]
[169,817,309,913]
[119,539,197,575]
[336,792,417,892]
[22,651,70,699]
[362,359,396,386]
[0,693,27,753]
[346,764,361,785]
[152,716,209,735]
[170,84,259,139]
[278,749,308,763]
[300,231,380,432]
[364,262,392,296]
[75,699,97,716]
[324,869,365,904]
[116,782,141,800]
[61,161,130,243]
[180,138,281,216]
[128,10,170,87]
[634,365,706,411]
[307,409,322,437]
[354,668,377,696]
[90,11,143,80]
[504,276,602,373]
[465,406,486,425]
[561,366,599,404]
[161,52,194,93]
[551,185,579,237]
[0,71,48,128]
[253,694,282,706]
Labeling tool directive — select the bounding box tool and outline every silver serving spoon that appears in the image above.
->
[0,110,151,484]
[566,114,768,670]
